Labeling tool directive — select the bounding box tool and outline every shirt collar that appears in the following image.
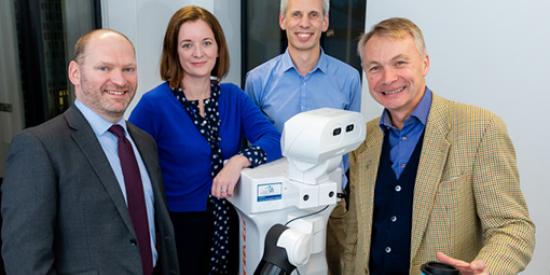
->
[281,47,328,74]
[379,87,433,130]
[74,99,127,136]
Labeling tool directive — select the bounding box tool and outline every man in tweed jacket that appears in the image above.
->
[327,17,535,275]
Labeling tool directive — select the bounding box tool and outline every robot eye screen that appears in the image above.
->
[281,108,366,162]
[332,124,355,136]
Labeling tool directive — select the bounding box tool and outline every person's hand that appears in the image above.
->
[211,155,250,199]
[436,252,490,275]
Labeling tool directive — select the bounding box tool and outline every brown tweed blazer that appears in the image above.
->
[326,94,535,275]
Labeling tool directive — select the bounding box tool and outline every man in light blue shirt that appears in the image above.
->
[245,2,361,271]
[245,0,362,132]
[245,0,361,190]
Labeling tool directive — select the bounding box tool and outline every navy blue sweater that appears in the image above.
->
[369,132,424,274]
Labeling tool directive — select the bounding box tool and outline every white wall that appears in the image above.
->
[362,1,550,274]
[100,0,241,116]
[212,1,241,85]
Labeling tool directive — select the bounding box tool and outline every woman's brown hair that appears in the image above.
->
[160,6,229,88]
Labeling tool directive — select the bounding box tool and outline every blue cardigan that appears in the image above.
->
[130,82,282,212]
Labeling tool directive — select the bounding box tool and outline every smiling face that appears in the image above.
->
[69,31,137,122]
[280,0,328,54]
[177,19,218,81]
[362,33,430,124]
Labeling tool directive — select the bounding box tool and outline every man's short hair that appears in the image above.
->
[280,0,330,17]
[357,17,426,61]
[73,29,135,64]
[160,5,230,89]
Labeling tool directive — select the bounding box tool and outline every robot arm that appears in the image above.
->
[277,223,312,266]
[254,220,314,275]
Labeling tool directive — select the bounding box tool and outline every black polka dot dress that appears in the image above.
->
[172,80,267,274]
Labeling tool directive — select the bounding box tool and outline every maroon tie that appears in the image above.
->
[109,124,153,275]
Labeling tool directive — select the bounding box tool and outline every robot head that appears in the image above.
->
[281,108,366,184]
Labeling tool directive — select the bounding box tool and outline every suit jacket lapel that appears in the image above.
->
[409,95,451,260]
[64,106,135,233]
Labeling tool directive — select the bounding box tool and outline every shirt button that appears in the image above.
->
[400,163,407,168]
[395,185,402,192]
[385,246,392,253]
[402,136,408,141]
[390,216,397,222]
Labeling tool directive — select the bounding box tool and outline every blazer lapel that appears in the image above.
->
[409,95,451,260]
[64,106,135,233]
[354,120,384,267]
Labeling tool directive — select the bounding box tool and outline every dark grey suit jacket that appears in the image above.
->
[1,106,179,275]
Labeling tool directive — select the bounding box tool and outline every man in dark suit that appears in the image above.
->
[1,29,179,275]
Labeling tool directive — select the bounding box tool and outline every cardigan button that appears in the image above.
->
[385,246,392,253]
[395,185,402,192]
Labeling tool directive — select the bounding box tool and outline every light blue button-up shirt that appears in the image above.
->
[379,88,432,179]
[75,100,157,265]
[245,48,362,132]
[245,49,362,189]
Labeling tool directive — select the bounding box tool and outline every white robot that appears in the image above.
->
[228,108,366,275]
